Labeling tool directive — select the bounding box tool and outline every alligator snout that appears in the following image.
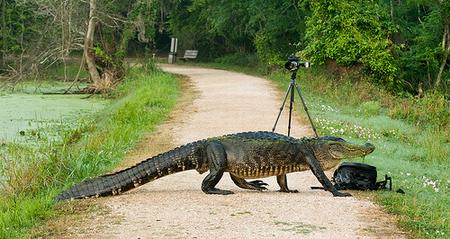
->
[363,143,375,155]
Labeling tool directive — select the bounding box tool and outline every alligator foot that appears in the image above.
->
[229,175,268,191]
[332,190,352,197]
[278,189,299,193]
[248,180,268,191]
[204,188,234,195]
[276,175,298,193]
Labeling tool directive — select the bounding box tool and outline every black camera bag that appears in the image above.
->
[332,162,391,190]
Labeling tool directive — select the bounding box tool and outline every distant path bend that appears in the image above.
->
[62,65,405,239]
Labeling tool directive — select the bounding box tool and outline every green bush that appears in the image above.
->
[304,1,399,90]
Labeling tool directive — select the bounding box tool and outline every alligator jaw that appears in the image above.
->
[362,143,375,156]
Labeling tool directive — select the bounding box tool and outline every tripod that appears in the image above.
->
[272,70,319,137]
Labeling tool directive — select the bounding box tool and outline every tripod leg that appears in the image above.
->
[295,85,319,137]
[288,82,295,136]
[272,84,293,132]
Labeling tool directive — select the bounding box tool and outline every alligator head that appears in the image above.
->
[311,136,375,170]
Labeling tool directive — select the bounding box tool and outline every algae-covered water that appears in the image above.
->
[0,93,107,142]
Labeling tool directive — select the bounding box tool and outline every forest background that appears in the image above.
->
[1,0,449,94]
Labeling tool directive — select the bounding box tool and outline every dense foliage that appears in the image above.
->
[304,0,399,89]
[166,0,448,94]
[1,0,448,94]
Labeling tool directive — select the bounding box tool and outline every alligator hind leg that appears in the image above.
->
[230,174,268,191]
[201,141,234,195]
[277,175,299,193]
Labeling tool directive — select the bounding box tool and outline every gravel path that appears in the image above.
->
[61,65,405,239]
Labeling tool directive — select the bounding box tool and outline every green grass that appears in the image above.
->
[194,60,449,239]
[0,67,181,238]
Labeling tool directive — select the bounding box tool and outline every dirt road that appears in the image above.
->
[57,65,405,238]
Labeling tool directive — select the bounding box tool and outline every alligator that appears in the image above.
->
[56,131,375,201]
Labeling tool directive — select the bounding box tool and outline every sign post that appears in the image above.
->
[168,38,178,64]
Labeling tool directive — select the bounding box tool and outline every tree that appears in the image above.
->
[84,0,103,89]
[83,0,159,92]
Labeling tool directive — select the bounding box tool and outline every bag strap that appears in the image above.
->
[375,174,392,190]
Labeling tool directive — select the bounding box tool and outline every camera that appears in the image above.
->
[284,55,310,71]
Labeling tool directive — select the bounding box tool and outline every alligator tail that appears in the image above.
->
[56,141,206,201]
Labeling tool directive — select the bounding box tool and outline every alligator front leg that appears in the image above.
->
[305,154,351,197]
[277,175,298,193]
[230,174,268,191]
[201,141,234,195]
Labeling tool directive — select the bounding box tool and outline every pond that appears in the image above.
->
[0,93,107,143]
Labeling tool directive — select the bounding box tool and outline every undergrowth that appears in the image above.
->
[201,58,449,239]
[0,67,180,238]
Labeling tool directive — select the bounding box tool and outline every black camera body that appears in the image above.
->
[284,55,310,71]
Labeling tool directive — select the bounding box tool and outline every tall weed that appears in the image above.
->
[419,129,449,163]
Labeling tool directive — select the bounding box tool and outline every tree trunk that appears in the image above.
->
[435,46,448,89]
[84,0,101,84]
[1,0,6,70]
[435,10,449,89]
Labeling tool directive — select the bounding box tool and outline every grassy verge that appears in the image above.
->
[195,61,449,238]
[0,67,180,238]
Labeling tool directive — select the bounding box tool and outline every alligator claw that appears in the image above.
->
[205,188,235,195]
[332,191,352,197]
[278,189,299,193]
[249,180,269,186]
[248,180,269,190]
